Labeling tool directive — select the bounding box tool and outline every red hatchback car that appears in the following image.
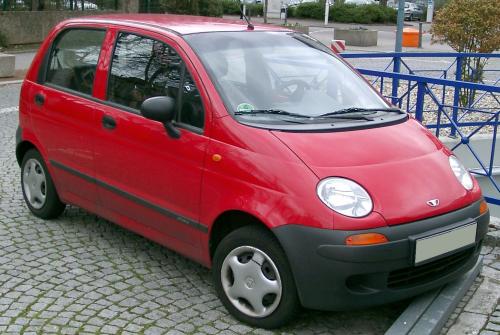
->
[17,14,489,328]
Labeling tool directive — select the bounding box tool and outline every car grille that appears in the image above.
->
[387,247,476,289]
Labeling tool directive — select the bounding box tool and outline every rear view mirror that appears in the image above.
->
[141,96,180,139]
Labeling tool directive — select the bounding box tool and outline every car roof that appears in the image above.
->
[65,14,288,35]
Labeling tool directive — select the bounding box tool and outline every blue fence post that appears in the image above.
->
[391,56,401,105]
[489,113,499,178]
[451,56,463,137]
[415,82,425,122]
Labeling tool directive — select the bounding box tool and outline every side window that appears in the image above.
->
[46,29,105,95]
[108,32,204,129]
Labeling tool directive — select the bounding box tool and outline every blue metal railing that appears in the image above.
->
[342,52,500,205]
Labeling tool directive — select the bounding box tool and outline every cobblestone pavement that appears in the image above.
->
[443,217,500,335]
[0,106,407,333]
[2,91,499,333]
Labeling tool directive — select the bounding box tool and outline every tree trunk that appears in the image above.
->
[379,0,388,7]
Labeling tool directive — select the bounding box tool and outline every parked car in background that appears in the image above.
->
[18,14,489,329]
[405,2,423,20]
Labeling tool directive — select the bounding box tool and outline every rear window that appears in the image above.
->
[45,29,105,95]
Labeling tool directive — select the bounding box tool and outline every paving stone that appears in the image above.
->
[464,278,500,315]
[101,324,120,334]
[485,322,500,332]
[479,331,499,335]
[446,312,488,335]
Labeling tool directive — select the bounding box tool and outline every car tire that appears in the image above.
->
[21,149,65,219]
[213,225,300,329]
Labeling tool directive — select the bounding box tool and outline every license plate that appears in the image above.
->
[414,222,477,265]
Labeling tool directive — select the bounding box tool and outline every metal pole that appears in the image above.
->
[426,0,434,22]
[324,0,329,26]
[451,56,463,138]
[391,0,405,105]
[264,0,268,24]
[395,0,405,52]
[415,82,425,122]
[418,22,423,48]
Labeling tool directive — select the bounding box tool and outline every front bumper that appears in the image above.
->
[273,200,489,311]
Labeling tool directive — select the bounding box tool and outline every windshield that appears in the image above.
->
[185,31,400,130]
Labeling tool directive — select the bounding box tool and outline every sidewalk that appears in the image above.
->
[442,217,500,335]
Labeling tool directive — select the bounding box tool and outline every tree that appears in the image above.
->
[431,0,500,107]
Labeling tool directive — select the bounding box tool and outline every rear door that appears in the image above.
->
[29,28,106,211]
[93,31,209,256]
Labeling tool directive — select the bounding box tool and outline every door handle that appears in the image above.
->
[102,115,117,130]
[34,93,45,106]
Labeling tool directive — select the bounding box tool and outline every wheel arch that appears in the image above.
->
[16,140,39,166]
[209,210,278,261]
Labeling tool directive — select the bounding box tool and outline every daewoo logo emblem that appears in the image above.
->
[427,199,440,207]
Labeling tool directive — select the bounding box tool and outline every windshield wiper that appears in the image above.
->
[234,109,312,119]
[317,107,403,118]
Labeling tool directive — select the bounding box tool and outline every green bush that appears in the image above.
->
[294,2,324,19]
[199,0,223,16]
[0,31,8,49]
[220,0,240,15]
[288,2,396,23]
[219,0,262,16]
[331,4,396,24]
[247,3,263,16]
[286,5,296,18]
[163,0,223,17]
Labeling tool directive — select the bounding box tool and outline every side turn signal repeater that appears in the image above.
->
[345,233,388,246]
[479,200,489,215]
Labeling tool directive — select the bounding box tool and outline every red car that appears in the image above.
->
[17,14,489,328]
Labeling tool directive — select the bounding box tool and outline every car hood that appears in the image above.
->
[272,119,476,226]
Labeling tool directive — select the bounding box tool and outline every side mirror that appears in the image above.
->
[140,96,180,139]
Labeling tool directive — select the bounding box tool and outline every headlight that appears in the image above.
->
[449,155,473,190]
[317,178,373,217]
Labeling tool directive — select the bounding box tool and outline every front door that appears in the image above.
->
[93,31,209,256]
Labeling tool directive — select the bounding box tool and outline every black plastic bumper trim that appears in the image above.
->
[273,200,489,311]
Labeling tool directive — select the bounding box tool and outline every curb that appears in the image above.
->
[0,79,23,86]
[385,256,483,335]
[485,216,499,247]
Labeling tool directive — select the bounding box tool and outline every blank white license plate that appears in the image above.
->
[414,222,477,265]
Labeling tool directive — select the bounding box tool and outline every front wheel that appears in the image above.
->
[213,226,300,329]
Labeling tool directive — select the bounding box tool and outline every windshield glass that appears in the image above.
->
[185,31,397,129]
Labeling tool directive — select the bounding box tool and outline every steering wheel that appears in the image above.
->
[275,79,309,102]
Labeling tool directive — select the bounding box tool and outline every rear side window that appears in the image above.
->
[46,29,105,95]
[108,32,204,129]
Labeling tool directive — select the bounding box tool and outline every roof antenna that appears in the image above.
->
[239,3,254,30]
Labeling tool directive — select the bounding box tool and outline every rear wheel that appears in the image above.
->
[21,149,65,219]
[213,226,300,329]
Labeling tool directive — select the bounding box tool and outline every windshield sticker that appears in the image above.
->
[237,103,255,113]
